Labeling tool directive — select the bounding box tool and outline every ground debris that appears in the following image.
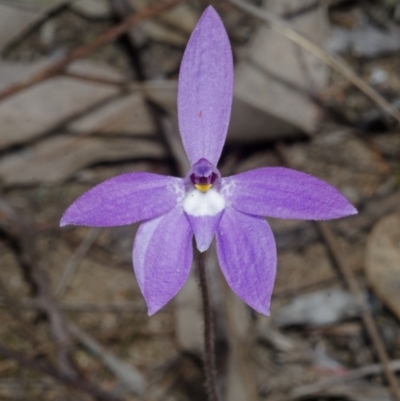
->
[274,289,359,327]
[0,0,399,400]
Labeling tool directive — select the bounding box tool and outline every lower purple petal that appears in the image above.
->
[222,167,357,220]
[61,173,183,227]
[186,212,223,252]
[133,206,193,315]
[216,207,276,315]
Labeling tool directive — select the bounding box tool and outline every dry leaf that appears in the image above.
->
[69,92,156,136]
[0,4,38,52]
[0,60,52,92]
[365,213,400,321]
[0,135,166,185]
[129,80,301,143]
[285,131,386,203]
[234,0,328,138]
[0,75,119,149]
[129,0,198,35]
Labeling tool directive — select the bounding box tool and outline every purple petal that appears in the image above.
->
[61,173,183,227]
[186,212,222,252]
[178,6,233,166]
[133,206,193,315]
[223,167,357,220]
[216,207,276,315]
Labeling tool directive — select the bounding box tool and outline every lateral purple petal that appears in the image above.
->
[178,6,233,166]
[60,173,183,227]
[133,207,193,315]
[216,207,276,315]
[223,167,357,220]
[185,212,223,252]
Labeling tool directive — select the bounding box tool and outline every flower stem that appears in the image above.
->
[197,250,221,401]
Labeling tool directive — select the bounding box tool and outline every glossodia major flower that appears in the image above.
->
[60,6,357,316]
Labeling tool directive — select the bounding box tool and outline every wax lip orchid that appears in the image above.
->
[60,6,357,316]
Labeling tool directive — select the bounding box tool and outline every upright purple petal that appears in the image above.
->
[178,6,233,166]
[223,167,357,220]
[61,173,183,227]
[216,207,276,315]
[133,207,193,315]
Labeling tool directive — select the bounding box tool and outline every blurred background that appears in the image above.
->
[0,0,399,400]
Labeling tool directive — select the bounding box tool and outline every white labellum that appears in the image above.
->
[183,189,225,217]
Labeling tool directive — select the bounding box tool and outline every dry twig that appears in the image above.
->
[0,198,135,400]
[0,344,124,401]
[292,359,400,398]
[275,143,400,401]
[55,228,100,298]
[67,321,145,395]
[1,0,72,55]
[0,0,183,102]
[18,299,145,313]
[0,198,76,378]
[228,0,400,125]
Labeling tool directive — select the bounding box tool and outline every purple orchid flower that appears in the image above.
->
[60,6,356,316]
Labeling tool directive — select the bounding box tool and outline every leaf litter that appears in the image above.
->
[0,0,399,400]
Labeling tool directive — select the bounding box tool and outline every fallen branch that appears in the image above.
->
[0,198,75,378]
[274,143,400,401]
[55,228,100,297]
[1,0,72,55]
[17,299,146,313]
[291,359,400,398]
[0,0,183,102]
[68,321,145,396]
[0,344,124,401]
[228,0,400,125]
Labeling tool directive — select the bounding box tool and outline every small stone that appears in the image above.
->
[71,0,111,18]
[369,68,388,85]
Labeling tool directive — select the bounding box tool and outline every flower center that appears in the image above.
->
[190,172,217,192]
[189,159,218,193]
[190,170,217,193]
[183,158,225,216]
